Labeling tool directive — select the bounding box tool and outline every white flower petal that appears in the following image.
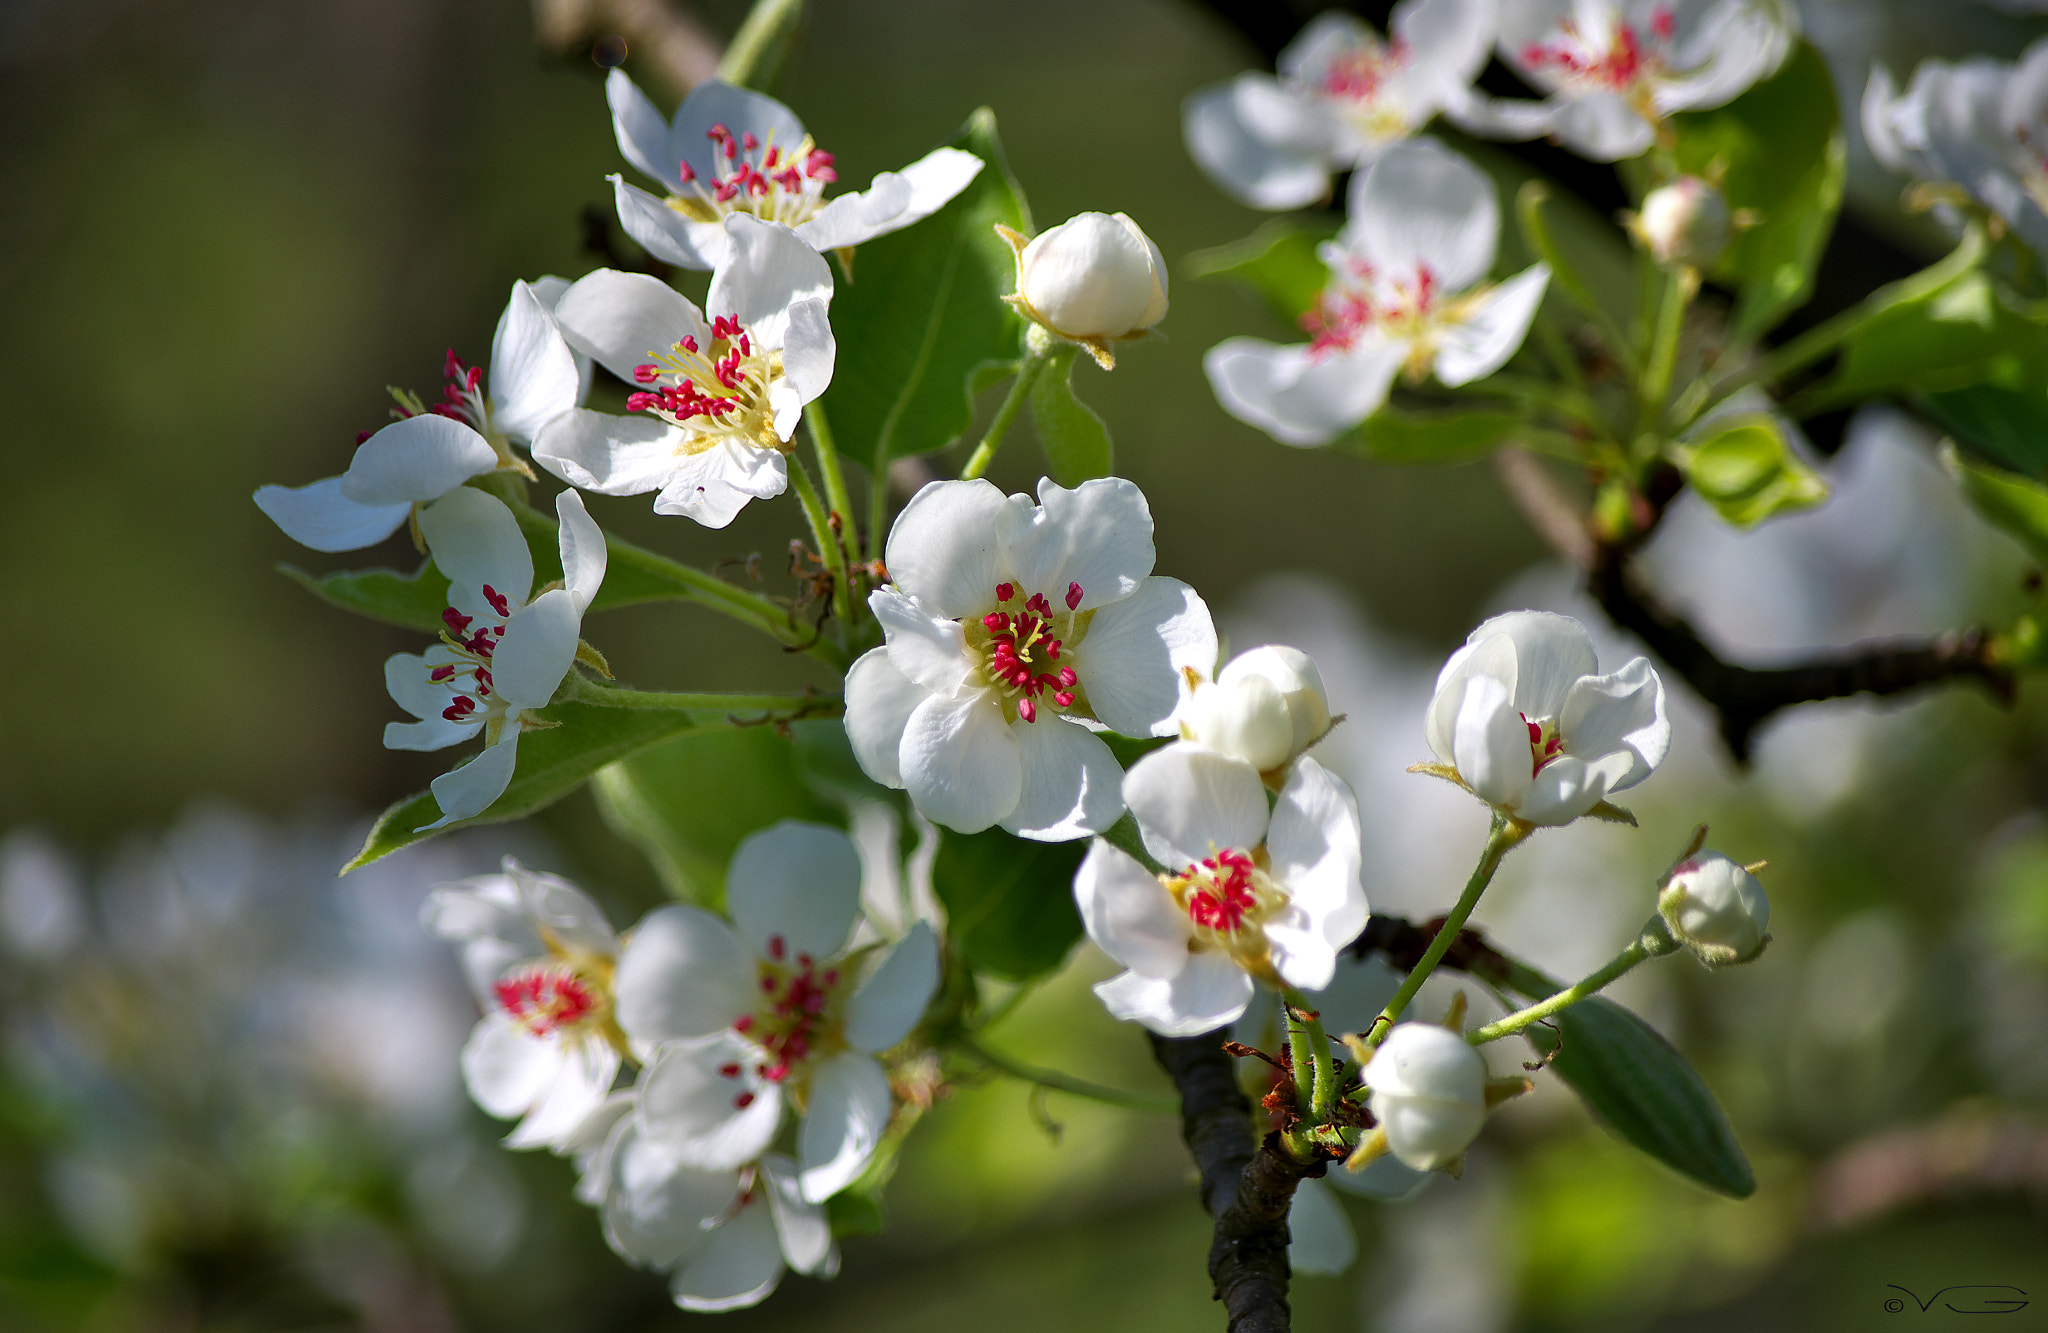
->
[555,488,607,615]
[1266,757,1368,953]
[534,409,684,497]
[843,649,925,789]
[669,80,808,186]
[460,1012,557,1119]
[1204,337,1404,447]
[1548,90,1657,161]
[870,588,976,697]
[778,298,836,412]
[1559,656,1668,793]
[1450,674,1530,809]
[1001,717,1125,841]
[604,1120,739,1268]
[253,477,410,552]
[1183,76,1334,210]
[423,729,522,829]
[614,905,757,1042]
[1122,744,1268,870]
[506,858,618,955]
[1515,753,1605,826]
[708,215,835,348]
[384,713,479,753]
[651,443,787,528]
[1286,1178,1358,1276]
[670,1193,785,1312]
[638,1032,784,1169]
[506,1037,620,1151]
[1266,921,1340,992]
[794,170,913,252]
[763,1156,837,1276]
[419,487,532,601]
[884,478,1017,617]
[489,589,578,711]
[797,1051,893,1203]
[1092,952,1254,1036]
[1003,476,1156,611]
[1481,609,1597,719]
[554,268,711,386]
[607,68,685,191]
[491,280,583,445]
[844,921,940,1053]
[1073,576,1217,738]
[1433,264,1550,387]
[1341,137,1498,293]
[899,691,1022,834]
[726,820,862,962]
[612,175,729,269]
[338,414,501,507]
[1073,839,1192,979]
[1326,1151,1434,1201]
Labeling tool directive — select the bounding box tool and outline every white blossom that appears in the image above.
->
[608,822,937,1204]
[1865,37,2048,257]
[1632,174,1732,266]
[383,487,607,829]
[1449,0,1796,162]
[844,477,1218,840]
[1000,212,1168,364]
[606,70,983,270]
[1184,0,1497,209]
[1360,1021,1487,1171]
[1422,610,1669,826]
[1178,644,1332,772]
[422,859,623,1151]
[1206,138,1549,446]
[1658,851,1770,964]
[254,280,586,551]
[1075,744,1369,1037]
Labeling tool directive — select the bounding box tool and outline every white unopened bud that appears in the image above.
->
[1361,1023,1486,1172]
[1010,212,1169,344]
[1634,176,1730,268]
[1180,645,1333,771]
[1658,851,1770,966]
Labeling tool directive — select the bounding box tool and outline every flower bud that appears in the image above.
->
[1010,212,1169,344]
[1658,851,1770,966]
[1633,176,1730,268]
[1361,1022,1487,1172]
[1179,645,1332,771]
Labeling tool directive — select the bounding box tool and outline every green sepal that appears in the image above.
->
[1029,345,1113,485]
[930,826,1086,982]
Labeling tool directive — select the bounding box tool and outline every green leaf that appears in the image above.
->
[825,1187,885,1238]
[930,826,1085,982]
[1335,408,1526,464]
[1920,382,2048,477]
[1669,417,1827,527]
[1671,42,1844,341]
[347,700,718,870]
[1187,218,1338,324]
[1942,443,2048,564]
[590,724,838,909]
[282,558,449,633]
[1029,346,1112,485]
[825,109,1031,471]
[1526,996,1756,1198]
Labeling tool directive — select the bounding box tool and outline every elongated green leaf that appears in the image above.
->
[1670,416,1826,527]
[1030,346,1112,485]
[591,724,838,910]
[283,558,449,633]
[1943,443,2048,564]
[1921,382,2048,477]
[1187,218,1337,324]
[827,109,1031,470]
[1672,42,1844,340]
[931,826,1084,982]
[1336,408,1526,464]
[1525,996,1755,1198]
[347,700,716,869]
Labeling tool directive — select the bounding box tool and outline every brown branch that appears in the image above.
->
[1491,448,2016,764]
[1150,1033,1326,1333]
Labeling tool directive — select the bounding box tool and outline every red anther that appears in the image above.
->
[430,665,455,682]
[627,392,657,412]
[442,698,475,721]
[1054,690,1075,708]
[465,365,483,392]
[634,364,659,384]
[823,969,838,986]
[355,429,374,444]
[1018,698,1037,723]
[734,1091,756,1109]
[442,607,473,634]
[678,159,696,184]
[996,582,1015,602]
[1652,6,1674,38]
[737,333,750,356]
[796,952,812,968]
[714,180,739,203]
[983,613,1006,631]
[1058,667,1077,687]
[482,585,511,617]
[1066,582,1083,610]
[719,1062,742,1079]
[733,1014,755,1032]
[760,975,777,992]
[763,146,780,168]
[1520,41,1548,67]
[742,131,759,151]
[443,348,462,380]
[767,934,785,960]
[775,167,802,191]
[764,1063,789,1083]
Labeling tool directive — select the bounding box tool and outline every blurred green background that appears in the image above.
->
[9,0,2048,1329]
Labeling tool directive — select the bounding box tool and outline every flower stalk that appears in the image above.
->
[1465,915,1679,1044]
[957,1034,1178,1114]
[788,454,857,642]
[1368,814,1527,1045]
[960,335,1053,480]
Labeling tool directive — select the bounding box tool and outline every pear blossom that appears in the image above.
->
[536,216,833,529]
[1178,644,1332,773]
[844,477,1218,840]
[1183,0,1497,209]
[608,821,939,1204]
[606,70,983,270]
[1359,1021,1487,1171]
[254,280,587,551]
[1448,0,1795,162]
[1207,139,1550,447]
[1632,174,1732,267]
[998,212,1169,367]
[1075,744,1369,1037]
[422,859,624,1151]
[1658,850,1770,965]
[384,486,607,829]
[1423,611,1669,827]
[1864,38,2048,258]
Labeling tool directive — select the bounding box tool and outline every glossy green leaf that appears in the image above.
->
[1671,42,1844,340]
[1187,218,1338,324]
[1525,996,1756,1198]
[347,700,717,870]
[1920,382,2048,477]
[590,724,838,910]
[1030,345,1113,485]
[282,558,449,634]
[930,826,1085,982]
[1336,408,1525,464]
[826,109,1032,470]
[1943,443,2048,564]
[1670,417,1826,527]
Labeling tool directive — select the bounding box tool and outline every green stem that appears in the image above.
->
[571,679,837,715]
[715,0,806,90]
[806,402,865,594]
[958,1035,1177,1114]
[1516,181,1637,376]
[1637,264,1695,433]
[1465,917,1677,1044]
[1285,989,1340,1123]
[1281,1002,1320,1158]
[960,345,1050,480]
[971,978,1043,1033]
[866,461,890,567]
[788,455,856,644]
[1368,815,1526,1046]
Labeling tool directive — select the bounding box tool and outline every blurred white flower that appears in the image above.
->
[1360,1020,1487,1170]
[1206,139,1548,446]
[607,70,982,269]
[1184,0,1498,209]
[1632,174,1733,266]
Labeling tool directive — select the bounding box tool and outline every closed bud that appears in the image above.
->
[1633,176,1731,268]
[1658,851,1770,966]
[1361,1022,1487,1172]
[1179,645,1331,771]
[1004,212,1169,351]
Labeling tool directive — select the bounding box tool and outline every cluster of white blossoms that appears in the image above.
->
[426,823,937,1311]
